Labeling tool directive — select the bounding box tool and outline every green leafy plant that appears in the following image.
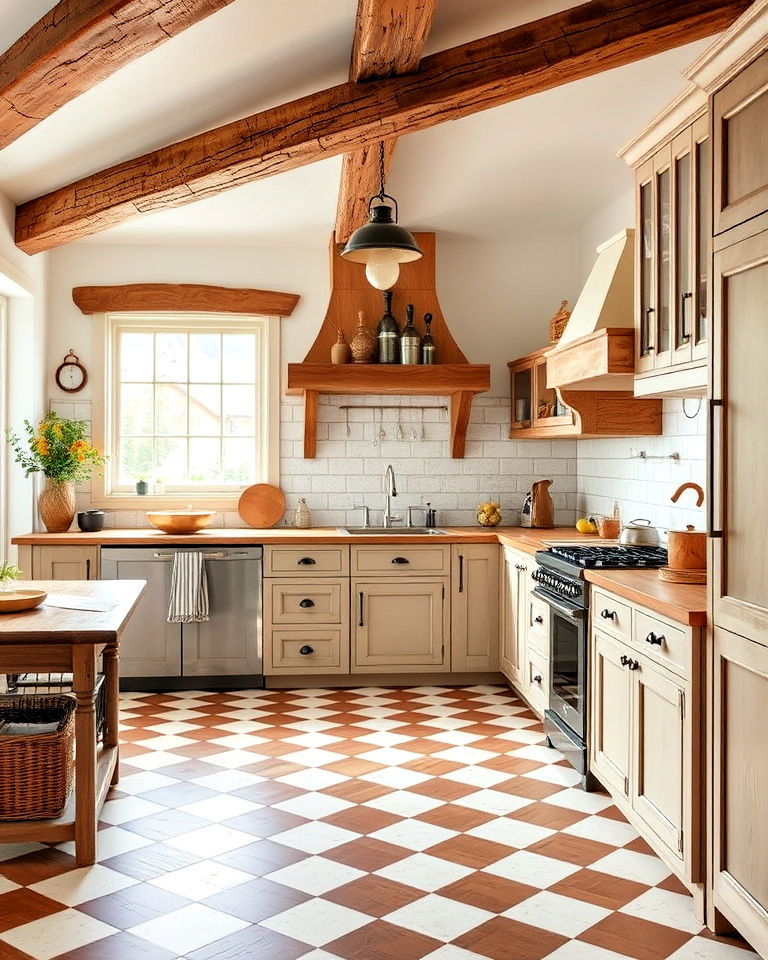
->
[7,411,104,484]
[0,562,21,582]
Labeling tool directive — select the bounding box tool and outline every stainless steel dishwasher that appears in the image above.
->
[101,546,263,691]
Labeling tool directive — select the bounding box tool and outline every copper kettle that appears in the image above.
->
[667,483,706,570]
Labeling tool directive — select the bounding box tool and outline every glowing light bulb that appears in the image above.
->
[365,259,400,291]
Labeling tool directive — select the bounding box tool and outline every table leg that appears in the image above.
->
[103,641,120,786]
[72,645,97,867]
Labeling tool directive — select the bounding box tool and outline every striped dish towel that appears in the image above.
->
[167,552,209,623]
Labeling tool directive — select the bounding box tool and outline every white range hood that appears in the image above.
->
[546,228,638,391]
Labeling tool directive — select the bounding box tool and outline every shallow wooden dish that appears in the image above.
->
[658,566,707,584]
[0,590,47,613]
[146,511,215,534]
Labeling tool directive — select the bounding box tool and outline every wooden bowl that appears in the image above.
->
[0,589,47,613]
[146,511,216,534]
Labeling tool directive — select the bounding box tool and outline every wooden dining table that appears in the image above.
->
[0,579,145,865]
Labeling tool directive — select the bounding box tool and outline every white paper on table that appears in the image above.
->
[43,594,116,612]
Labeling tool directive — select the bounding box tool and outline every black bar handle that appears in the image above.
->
[299,598,315,608]
[600,609,617,621]
[391,557,410,565]
[299,645,314,656]
[680,292,692,342]
[86,558,91,580]
[298,557,316,565]
[359,592,364,627]
[459,554,464,593]
[708,399,724,538]
[645,306,655,352]
[645,632,664,646]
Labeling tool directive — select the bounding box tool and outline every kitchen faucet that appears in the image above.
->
[383,464,402,527]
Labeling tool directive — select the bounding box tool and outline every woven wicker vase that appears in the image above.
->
[38,478,76,533]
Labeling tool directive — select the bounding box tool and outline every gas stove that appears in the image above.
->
[537,544,668,576]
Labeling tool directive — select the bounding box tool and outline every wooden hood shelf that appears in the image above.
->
[288,233,490,458]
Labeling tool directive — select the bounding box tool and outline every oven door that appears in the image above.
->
[532,588,587,741]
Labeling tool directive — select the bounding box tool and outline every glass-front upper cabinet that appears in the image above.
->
[631,111,709,393]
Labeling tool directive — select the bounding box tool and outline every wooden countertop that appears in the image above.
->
[584,569,706,626]
[11,527,706,626]
[0,580,146,643]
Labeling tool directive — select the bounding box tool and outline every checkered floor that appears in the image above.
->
[0,686,760,960]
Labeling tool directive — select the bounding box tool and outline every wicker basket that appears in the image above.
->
[549,299,571,343]
[0,696,76,820]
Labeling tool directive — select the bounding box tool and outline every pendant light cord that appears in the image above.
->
[377,141,386,199]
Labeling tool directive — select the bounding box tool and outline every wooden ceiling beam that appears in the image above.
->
[16,0,750,254]
[336,0,437,245]
[72,283,300,316]
[0,0,235,151]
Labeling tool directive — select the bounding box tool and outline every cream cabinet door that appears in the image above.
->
[631,658,686,866]
[32,545,100,580]
[452,545,499,672]
[711,626,768,958]
[500,548,524,683]
[591,630,632,798]
[352,579,448,673]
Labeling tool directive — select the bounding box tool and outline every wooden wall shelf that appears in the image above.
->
[287,363,490,458]
[289,233,490,459]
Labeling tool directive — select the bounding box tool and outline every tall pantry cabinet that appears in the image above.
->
[690,11,768,954]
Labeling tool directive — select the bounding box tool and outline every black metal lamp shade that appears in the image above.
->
[341,205,423,265]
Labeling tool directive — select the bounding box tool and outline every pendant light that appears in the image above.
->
[340,142,422,290]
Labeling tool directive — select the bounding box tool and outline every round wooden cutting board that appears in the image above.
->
[238,484,286,528]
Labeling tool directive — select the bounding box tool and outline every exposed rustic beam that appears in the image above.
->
[336,0,437,244]
[16,0,750,254]
[0,0,235,151]
[72,283,300,316]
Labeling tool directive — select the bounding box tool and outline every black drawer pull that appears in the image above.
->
[627,659,640,671]
[601,609,617,621]
[359,592,364,627]
[645,631,664,646]
[534,615,544,624]
[533,674,542,684]
[299,645,314,655]
[298,557,316,565]
[299,598,315,608]
[620,654,629,666]
[391,556,410,565]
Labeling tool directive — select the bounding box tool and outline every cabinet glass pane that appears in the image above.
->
[657,168,671,354]
[696,139,709,346]
[640,181,653,356]
[512,369,532,426]
[675,153,691,349]
[534,362,568,422]
[725,261,768,609]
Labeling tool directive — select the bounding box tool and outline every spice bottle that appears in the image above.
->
[421,312,436,364]
[377,291,398,364]
[400,304,420,364]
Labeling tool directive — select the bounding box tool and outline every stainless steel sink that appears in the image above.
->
[340,527,445,535]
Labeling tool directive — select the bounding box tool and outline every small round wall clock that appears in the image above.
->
[55,350,88,393]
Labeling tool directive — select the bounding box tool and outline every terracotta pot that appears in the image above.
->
[667,525,707,570]
[38,478,76,533]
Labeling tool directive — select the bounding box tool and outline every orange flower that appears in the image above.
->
[35,436,49,457]
[69,439,90,463]
[52,423,63,438]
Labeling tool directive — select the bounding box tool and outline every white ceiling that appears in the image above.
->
[0,1,712,248]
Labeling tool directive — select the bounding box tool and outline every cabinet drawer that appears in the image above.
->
[527,594,550,656]
[268,628,348,674]
[633,609,688,678]
[267,579,345,624]
[526,651,549,717]
[264,546,348,577]
[351,545,450,577]
[592,588,632,642]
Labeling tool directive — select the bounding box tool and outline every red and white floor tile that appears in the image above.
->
[0,686,760,960]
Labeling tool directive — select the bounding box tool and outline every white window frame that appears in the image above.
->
[91,311,280,509]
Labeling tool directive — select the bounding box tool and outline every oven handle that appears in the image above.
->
[532,588,585,621]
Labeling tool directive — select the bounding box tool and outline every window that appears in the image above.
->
[92,312,279,505]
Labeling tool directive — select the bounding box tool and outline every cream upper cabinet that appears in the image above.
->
[500,546,529,685]
[621,91,709,398]
[591,629,632,798]
[451,544,499,672]
[352,579,449,674]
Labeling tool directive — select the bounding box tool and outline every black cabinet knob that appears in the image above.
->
[534,615,544,624]
[601,609,617,620]
[298,557,316,565]
[620,654,629,666]
[628,659,640,671]
[299,645,314,655]
[391,557,410,565]
[645,632,664,646]
[533,674,542,684]
[299,598,315,608]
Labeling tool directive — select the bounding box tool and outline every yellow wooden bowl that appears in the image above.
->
[146,511,215,534]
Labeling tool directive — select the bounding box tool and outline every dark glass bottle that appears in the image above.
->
[421,312,436,364]
[377,290,398,364]
[400,304,420,364]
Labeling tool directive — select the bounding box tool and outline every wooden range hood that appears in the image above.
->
[546,229,638,391]
[286,233,490,458]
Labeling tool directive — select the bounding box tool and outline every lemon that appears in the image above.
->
[576,518,595,534]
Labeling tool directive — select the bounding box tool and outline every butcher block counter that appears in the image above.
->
[12,526,706,626]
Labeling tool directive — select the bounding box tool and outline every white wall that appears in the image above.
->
[0,189,47,559]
